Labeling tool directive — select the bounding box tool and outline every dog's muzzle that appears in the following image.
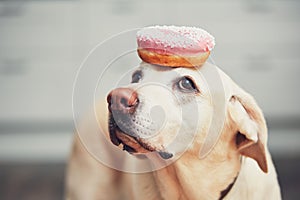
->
[107,87,173,159]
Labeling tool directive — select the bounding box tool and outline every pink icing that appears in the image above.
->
[137,25,215,56]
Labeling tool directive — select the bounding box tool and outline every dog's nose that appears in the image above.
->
[107,88,139,114]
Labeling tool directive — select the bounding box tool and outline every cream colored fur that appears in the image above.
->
[65,63,281,200]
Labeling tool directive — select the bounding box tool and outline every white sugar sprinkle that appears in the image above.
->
[137,25,215,51]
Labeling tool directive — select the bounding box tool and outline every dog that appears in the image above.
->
[65,62,281,199]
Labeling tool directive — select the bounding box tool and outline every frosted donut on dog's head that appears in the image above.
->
[136,25,215,67]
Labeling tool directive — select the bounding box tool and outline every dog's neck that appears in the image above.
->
[223,154,281,200]
[218,157,242,199]
[151,152,241,200]
[219,174,238,199]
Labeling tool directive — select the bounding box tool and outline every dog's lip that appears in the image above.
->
[109,112,153,153]
[109,112,174,159]
[115,129,152,154]
[115,129,174,159]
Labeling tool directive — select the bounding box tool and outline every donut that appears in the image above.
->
[136,25,215,67]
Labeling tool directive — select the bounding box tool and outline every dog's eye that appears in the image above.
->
[131,71,143,83]
[177,77,197,92]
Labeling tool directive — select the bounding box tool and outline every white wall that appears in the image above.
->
[0,0,299,161]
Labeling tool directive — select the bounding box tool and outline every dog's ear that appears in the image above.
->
[228,93,268,173]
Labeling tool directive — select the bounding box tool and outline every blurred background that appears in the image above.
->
[0,0,299,199]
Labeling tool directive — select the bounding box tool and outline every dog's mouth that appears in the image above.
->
[109,114,173,159]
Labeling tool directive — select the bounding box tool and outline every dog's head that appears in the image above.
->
[107,62,268,173]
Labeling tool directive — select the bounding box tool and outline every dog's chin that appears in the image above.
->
[109,117,173,159]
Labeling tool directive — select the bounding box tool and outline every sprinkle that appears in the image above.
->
[137,25,215,53]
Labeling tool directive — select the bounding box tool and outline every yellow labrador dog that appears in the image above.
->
[65,62,281,200]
